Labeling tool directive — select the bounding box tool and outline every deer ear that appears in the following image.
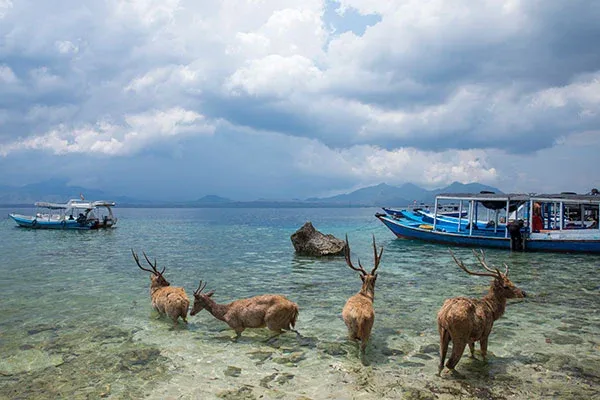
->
[207,290,215,297]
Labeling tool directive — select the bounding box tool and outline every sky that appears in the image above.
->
[0,0,599,201]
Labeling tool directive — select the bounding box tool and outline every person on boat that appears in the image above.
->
[532,202,543,232]
[68,214,74,220]
[508,219,525,250]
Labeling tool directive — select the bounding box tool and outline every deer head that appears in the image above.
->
[449,249,526,299]
[190,280,215,316]
[131,249,170,288]
[345,234,383,295]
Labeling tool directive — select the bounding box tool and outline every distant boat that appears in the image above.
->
[9,199,118,230]
[376,192,600,253]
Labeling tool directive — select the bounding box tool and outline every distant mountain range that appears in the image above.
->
[305,182,502,206]
[0,179,501,207]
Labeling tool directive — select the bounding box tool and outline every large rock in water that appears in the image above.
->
[291,222,346,256]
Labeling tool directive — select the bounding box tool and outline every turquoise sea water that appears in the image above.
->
[1,207,599,399]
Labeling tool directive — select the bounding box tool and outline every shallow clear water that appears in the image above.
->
[1,207,599,399]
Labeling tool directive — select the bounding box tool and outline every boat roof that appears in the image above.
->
[437,193,529,201]
[436,192,600,204]
[34,199,116,210]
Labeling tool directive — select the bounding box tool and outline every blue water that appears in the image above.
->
[1,207,599,399]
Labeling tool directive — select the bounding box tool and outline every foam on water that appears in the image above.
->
[1,207,599,399]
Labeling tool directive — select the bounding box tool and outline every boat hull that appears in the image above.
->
[9,214,115,230]
[376,215,600,253]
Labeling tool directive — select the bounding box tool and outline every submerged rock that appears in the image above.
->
[402,387,436,400]
[260,372,295,388]
[272,351,305,365]
[119,348,161,370]
[290,222,346,257]
[0,349,64,375]
[318,342,347,356]
[545,333,584,345]
[419,344,439,354]
[397,361,425,368]
[27,324,60,336]
[224,366,242,377]
[247,350,274,362]
[217,385,256,400]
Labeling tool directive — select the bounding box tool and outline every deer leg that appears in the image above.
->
[359,340,369,365]
[445,341,467,371]
[438,328,451,376]
[468,342,475,358]
[360,338,368,354]
[266,320,283,335]
[480,337,489,361]
[233,328,244,341]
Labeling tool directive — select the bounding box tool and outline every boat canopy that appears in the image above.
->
[530,193,600,204]
[436,193,528,212]
[436,192,600,206]
[34,199,116,210]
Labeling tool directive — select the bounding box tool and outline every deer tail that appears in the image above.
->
[289,306,299,329]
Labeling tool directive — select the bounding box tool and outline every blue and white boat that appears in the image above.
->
[9,198,118,230]
[376,192,600,253]
[382,204,467,219]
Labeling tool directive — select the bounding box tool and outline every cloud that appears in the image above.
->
[0,108,214,156]
[293,140,498,189]
[0,0,598,198]
[0,64,18,83]
[225,54,323,97]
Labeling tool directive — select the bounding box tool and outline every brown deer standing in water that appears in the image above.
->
[437,249,527,375]
[190,280,299,340]
[132,249,189,326]
[342,234,383,358]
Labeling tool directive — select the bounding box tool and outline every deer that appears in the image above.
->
[437,249,527,375]
[131,249,189,326]
[341,234,383,359]
[190,280,299,340]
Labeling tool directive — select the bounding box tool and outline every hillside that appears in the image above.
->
[0,179,502,207]
[307,181,502,206]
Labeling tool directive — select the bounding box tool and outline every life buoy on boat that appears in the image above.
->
[418,224,434,230]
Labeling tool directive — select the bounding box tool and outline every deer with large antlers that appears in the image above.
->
[190,281,299,340]
[132,249,189,326]
[342,234,383,358]
[437,249,526,375]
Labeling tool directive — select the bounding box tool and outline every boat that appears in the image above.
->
[9,198,118,230]
[376,192,600,253]
[382,204,467,219]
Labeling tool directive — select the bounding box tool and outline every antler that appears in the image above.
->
[345,234,368,275]
[143,251,166,275]
[471,249,501,275]
[131,249,165,276]
[448,249,499,277]
[194,280,207,296]
[472,249,509,276]
[370,234,384,275]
